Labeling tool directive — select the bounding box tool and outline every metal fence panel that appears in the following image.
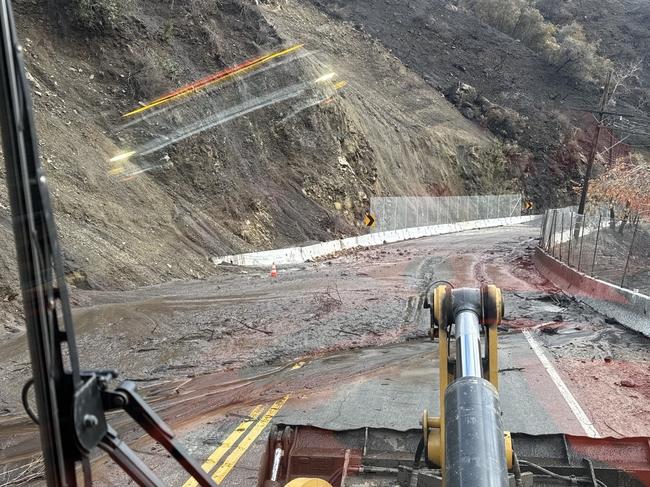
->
[539,205,649,295]
[370,194,523,232]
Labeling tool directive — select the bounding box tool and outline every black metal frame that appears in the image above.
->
[0,1,216,485]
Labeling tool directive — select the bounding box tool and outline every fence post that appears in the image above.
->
[416,198,420,227]
[510,195,520,217]
[441,197,446,224]
[577,211,586,272]
[393,199,398,231]
[551,209,558,256]
[621,216,640,288]
[573,212,583,240]
[560,211,564,262]
[424,196,431,226]
[539,210,548,245]
[591,212,603,276]
[567,211,574,266]
[436,197,440,225]
[543,210,550,248]
[547,211,552,252]
[548,210,553,254]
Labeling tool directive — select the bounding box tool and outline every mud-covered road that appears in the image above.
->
[1,221,649,485]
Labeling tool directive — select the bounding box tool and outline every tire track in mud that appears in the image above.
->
[5,225,649,478]
[410,230,650,438]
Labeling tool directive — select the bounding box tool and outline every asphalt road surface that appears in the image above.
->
[2,221,649,485]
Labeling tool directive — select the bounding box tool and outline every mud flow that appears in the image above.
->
[2,224,649,486]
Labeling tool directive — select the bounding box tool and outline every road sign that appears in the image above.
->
[364,212,376,227]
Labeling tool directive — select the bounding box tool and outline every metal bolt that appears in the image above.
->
[112,394,127,408]
[83,414,98,428]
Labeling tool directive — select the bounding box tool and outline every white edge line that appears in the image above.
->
[522,330,601,438]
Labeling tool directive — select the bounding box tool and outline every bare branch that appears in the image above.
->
[609,58,644,102]
[0,457,45,487]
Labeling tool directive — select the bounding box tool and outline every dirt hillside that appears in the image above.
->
[0,0,647,333]
[0,0,495,301]
[310,0,649,205]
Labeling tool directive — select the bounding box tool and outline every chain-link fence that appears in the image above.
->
[540,206,650,295]
[370,195,522,232]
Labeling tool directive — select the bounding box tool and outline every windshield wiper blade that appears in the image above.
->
[0,0,79,484]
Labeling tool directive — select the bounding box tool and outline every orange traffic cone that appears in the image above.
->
[270,263,278,278]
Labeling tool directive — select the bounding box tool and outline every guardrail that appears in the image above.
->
[213,215,538,267]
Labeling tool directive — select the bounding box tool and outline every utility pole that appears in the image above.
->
[577,70,612,217]
[573,71,612,240]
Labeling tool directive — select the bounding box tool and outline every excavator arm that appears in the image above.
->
[256,284,650,486]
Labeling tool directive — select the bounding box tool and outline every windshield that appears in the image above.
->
[0,1,649,486]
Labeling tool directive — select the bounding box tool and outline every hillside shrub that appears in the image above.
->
[67,0,123,32]
[460,0,612,83]
[460,141,522,194]
[591,153,650,218]
[549,22,613,84]
[462,0,557,51]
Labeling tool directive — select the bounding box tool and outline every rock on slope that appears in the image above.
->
[0,0,493,303]
[309,0,649,206]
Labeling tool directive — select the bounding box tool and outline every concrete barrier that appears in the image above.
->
[213,215,538,267]
[533,247,650,337]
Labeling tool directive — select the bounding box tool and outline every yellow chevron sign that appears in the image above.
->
[364,212,376,227]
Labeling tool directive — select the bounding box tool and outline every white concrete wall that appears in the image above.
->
[213,215,539,267]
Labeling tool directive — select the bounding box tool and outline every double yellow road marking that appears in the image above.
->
[183,361,307,485]
[291,361,306,370]
[182,405,266,487]
[212,396,289,483]
[182,396,289,486]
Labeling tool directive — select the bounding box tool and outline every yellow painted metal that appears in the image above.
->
[437,325,448,470]
[493,285,503,325]
[285,479,333,487]
[426,284,511,475]
[423,285,449,469]
[483,285,502,389]
[482,284,503,326]
[426,416,441,428]
[504,431,513,470]
[422,410,429,446]
[426,284,453,470]
[433,286,445,326]
[488,322,499,389]
[438,328,449,468]
[427,426,442,467]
